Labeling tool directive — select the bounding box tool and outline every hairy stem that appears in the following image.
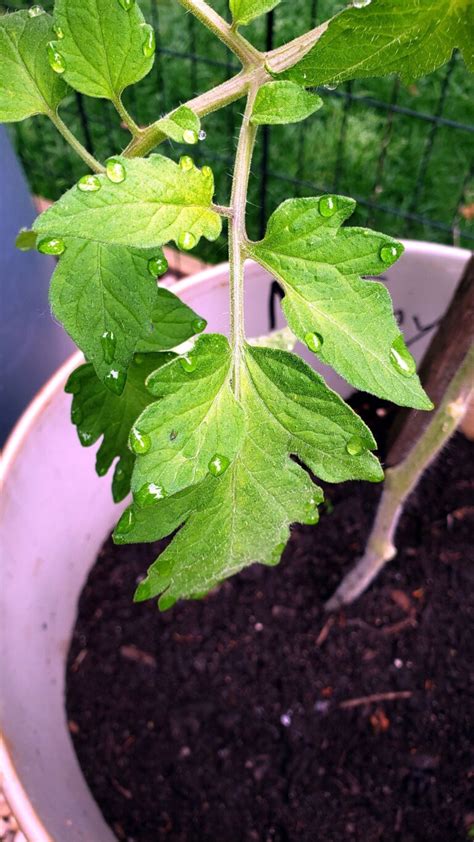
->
[175,0,260,66]
[325,345,474,611]
[229,83,259,399]
[48,111,104,173]
[112,95,141,137]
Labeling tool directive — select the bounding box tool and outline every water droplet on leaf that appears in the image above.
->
[346,435,364,456]
[78,429,93,446]
[303,497,320,525]
[198,129,207,141]
[201,165,213,179]
[353,0,371,7]
[304,331,323,353]
[183,129,198,145]
[116,508,136,537]
[105,369,126,394]
[324,82,337,91]
[178,231,196,251]
[47,43,66,74]
[380,242,402,264]
[319,195,337,217]
[179,155,194,171]
[101,330,116,364]
[192,317,206,334]
[118,0,135,9]
[106,158,126,183]
[268,542,285,566]
[129,427,151,455]
[52,24,64,38]
[37,237,65,256]
[208,454,230,477]
[389,335,416,377]
[28,5,44,16]
[148,255,168,277]
[141,24,156,58]
[78,174,101,192]
[179,353,197,373]
[134,482,167,507]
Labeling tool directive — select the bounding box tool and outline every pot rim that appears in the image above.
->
[0,240,470,839]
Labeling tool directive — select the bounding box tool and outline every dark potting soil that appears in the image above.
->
[66,396,474,842]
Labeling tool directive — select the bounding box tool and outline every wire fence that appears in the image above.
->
[3,0,474,260]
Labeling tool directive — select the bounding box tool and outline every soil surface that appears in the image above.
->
[66,397,474,842]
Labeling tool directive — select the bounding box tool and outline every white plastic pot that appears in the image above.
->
[0,242,470,841]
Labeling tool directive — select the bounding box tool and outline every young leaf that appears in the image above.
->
[66,353,173,502]
[229,0,281,27]
[251,81,323,126]
[52,0,154,100]
[156,106,201,144]
[0,11,67,122]
[115,340,383,607]
[136,287,207,353]
[130,334,245,499]
[284,0,474,87]
[48,238,184,391]
[33,156,222,250]
[248,196,432,409]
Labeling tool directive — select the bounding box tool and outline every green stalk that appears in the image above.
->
[175,0,260,66]
[48,111,104,173]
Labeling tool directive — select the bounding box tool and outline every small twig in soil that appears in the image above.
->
[316,616,335,646]
[339,690,413,710]
[120,644,157,668]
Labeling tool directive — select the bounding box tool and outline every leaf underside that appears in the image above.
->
[284,0,474,86]
[229,0,282,27]
[251,81,323,125]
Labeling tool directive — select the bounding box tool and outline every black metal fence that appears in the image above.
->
[3,0,474,258]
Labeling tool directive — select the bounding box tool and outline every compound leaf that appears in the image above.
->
[251,81,323,125]
[115,340,384,607]
[52,0,154,100]
[66,353,172,502]
[249,196,432,409]
[33,155,222,250]
[0,10,67,122]
[284,0,474,87]
[229,0,281,26]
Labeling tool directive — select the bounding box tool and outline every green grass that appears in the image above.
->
[4,0,474,260]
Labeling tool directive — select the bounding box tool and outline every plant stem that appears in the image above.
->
[48,111,104,173]
[175,0,260,66]
[112,95,141,137]
[325,345,474,611]
[265,21,329,74]
[229,82,259,399]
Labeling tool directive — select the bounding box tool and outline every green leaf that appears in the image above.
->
[251,81,323,125]
[229,0,281,26]
[130,334,245,499]
[115,339,383,606]
[66,353,172,502]
[52,0,154,100]
[283,0,474,87]
[0,10,67,122]
[249,196,432,409]
[136,287,206,353]
[156,106,201,144]
[33,155,222,250]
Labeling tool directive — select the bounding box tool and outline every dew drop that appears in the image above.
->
[179,155,194,172]
[101,330,116,364]
[37,236,65,256]
[142,24,156,58]
[198,129,207,141]
[77,174,101,192]
[179,353,197,373]
[353,0,371,7]
[208,453,230,477]
[106,157,126,183]
[78,429,93,446]
[303,497,320,525]
[53,24,64,38]
[47,43,66,74]
[178,231,196,251]
[183,128,198,145]
[116,508,136,537]
[324,82,337,91]
[304,331,323,354]
[268,542,285,567]
[71,405,83,425]
[135,482,167,507]
[148,255,168,277]
[129,427,151,455]
[201,165,213,179]
[319,195,337,217]
[28,5,44,16]
[118,0,135,9]
[380,242,402,264]
[389,335,416,378]
[346,435,364,456]
[192,317,207,334]
[105,368,126,394]
[95,457,108,477]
